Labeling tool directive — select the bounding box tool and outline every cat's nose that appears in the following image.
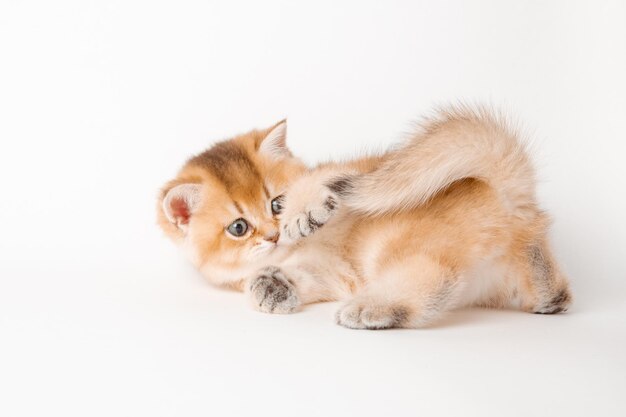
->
[264,231,280,243]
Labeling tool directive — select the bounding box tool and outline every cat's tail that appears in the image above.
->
[336,104,537,218]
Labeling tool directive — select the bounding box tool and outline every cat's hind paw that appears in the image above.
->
[335,298,411,330]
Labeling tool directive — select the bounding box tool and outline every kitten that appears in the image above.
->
[157,105,571,329]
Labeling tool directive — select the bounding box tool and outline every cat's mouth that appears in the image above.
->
[250,241,277,259]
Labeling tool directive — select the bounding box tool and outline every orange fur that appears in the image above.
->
[157,106,572,329]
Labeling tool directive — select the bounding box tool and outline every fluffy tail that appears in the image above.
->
[339,105,537,217]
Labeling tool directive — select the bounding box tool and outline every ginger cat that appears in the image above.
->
[157,105,571,329]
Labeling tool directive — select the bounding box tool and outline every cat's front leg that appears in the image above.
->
[279,171,352,244]
[247,266,301,314]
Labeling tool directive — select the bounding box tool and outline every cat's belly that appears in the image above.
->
[456,253,513,308]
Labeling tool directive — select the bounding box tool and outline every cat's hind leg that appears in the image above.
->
[518,239,572,314]
[335,254,461,329]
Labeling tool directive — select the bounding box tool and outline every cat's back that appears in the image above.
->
[344,178,538,273]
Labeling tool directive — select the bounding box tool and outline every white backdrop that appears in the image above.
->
[1,1,625,416]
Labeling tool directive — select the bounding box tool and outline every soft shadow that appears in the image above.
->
[426,307,529,330]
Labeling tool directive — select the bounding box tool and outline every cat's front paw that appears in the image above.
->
[248,267,300,314]
[280,188,339,243]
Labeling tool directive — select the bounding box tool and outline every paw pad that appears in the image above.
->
[249,267,300,314]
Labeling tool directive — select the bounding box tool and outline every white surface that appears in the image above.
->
[1,1,625,416]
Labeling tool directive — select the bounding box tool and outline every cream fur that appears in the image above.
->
[157,105,572,329]
[341,105,536,218]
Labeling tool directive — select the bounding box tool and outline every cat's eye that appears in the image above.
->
[271,195,284,215]
[227,218,249,237]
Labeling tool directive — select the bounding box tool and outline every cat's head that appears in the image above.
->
[157,120,307,286]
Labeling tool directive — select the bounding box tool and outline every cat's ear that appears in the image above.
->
[259,119,290,159]
[162,183,202,229]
